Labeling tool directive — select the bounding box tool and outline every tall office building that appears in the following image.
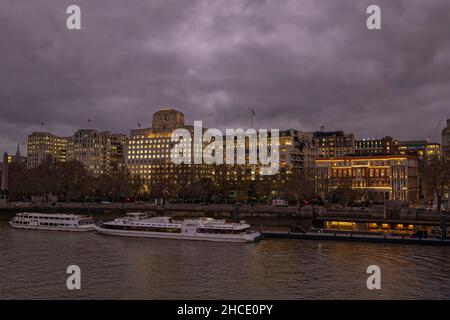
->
[127,109,319,189]
[27,132,68,168]
[67,129,128,176]
[279,130,319,179]
[126,109,205,187]
[27,129,127,176]
[67,129,102,175]
[99,132,128,175]
[313,130,355,158]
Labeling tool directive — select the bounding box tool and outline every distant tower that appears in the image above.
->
[1,152,9,193]
[152,109,185,132]
[15,144,21,163]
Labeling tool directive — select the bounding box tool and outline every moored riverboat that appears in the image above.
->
[95,213,260,243]
[9,212,95,232]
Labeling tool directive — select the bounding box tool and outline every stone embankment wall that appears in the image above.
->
[1,202,446,226]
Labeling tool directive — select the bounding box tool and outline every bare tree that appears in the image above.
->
[422,159,450,214]
[285,168,314,205]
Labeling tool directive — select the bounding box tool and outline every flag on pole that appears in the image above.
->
[251,108,256,128]
[88,118,92,123]
[138,122,142,128]
[40,122,45,126]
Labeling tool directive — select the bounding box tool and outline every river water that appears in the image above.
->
[1,218,450,300]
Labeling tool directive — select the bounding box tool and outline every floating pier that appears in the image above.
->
[261,231,450,246]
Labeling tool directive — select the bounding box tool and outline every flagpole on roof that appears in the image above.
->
[251,108,256,129]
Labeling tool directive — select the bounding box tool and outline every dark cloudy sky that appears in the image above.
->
[1,0,450,155]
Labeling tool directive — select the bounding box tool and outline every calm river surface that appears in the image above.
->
[1,218,450,299]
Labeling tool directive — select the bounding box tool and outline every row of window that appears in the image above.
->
[102,224,247,234]
[17,216,77,220]
[14,221,74,227]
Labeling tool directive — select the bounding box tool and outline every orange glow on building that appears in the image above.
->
[315,155,419,203]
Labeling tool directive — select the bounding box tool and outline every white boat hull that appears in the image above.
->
[9,222,95,232]
[95,226,260,243]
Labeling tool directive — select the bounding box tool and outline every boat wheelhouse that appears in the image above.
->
[95,213,260,243]
[9,213,96,232]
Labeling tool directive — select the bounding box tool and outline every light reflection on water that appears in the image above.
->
[1,221,450,299]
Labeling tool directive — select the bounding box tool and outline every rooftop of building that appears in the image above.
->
[355,136,393,141]
[313,130,345,137]
[154,108,182,112]
[395,140,440,146]
[316,154,419,162]
[30,131,56,136]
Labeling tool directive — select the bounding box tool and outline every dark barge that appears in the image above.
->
[261,216,450,246]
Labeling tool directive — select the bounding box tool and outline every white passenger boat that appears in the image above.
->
[95,213,261,243]
[9,212,96,232]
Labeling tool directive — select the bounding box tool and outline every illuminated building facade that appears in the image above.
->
[126,109,318,189]
[28,129,127,176]
[67,129,102,175]
[315,155,419,203]
[126,109,208,187]
[392,140,441,162]
[355,136,393,156]
[99,132,128,175]
[279,130,318,179]
[313,130,355,158]
[126,128,175,186]
[218,129,318,182]
[67,129,127,176]
[27,132,68,168]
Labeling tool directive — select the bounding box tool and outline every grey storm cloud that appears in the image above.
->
[1,0,450,155]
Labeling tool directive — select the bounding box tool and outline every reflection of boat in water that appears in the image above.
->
[9,213,96,232]
[95,213,261,243]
